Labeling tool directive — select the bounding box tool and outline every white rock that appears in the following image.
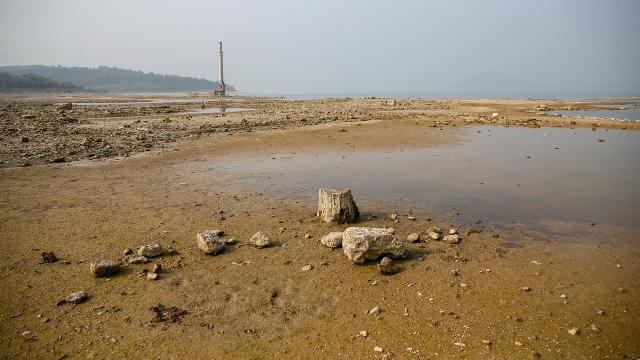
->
[301,264,313,271]
[65,291,89,304]
[568,328,579,336]
[89,260,121,277]
[138,242,163,258]
[196,230,225,255]
[369,306,382,315]
[360,330,368,337]
[442,234,459,244]
[448,228,457,235]
[250,231,274,248]
[374,346,383,352]
[428,231,441,240]
[407,233,420,243]
[342,227,408,263]
[491,112,499,118]
[320,232,344,248]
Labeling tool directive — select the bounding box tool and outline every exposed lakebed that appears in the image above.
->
[196,126,640,236]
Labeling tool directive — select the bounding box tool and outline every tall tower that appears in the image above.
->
[215,41,226,96]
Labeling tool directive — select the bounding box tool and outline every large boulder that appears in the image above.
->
[316,188,359,224]
[197,230,225,255]
[342,227,408,263]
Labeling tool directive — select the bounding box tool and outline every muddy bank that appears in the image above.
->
[1,93,638,168]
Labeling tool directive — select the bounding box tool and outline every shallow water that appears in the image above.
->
[548,103,640,121]
[176,107,253,115]
[201,126,640,233]
[72,98,239,106]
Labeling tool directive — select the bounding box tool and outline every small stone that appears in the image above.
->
[448,228,457,235]
[567,328,579,336]
[211,229,224,236]
[196,230,225,255]
[590,324,600,332]
[482,340,492,346]
[152,264,162,273]
[407,216,416,221]
[389,213,398,221]
[41,252,57,263]
[428,231,441,240]
[89,260,121,277]
[451,269,460,276]
[442,234,459,244]
[407,233,420,243]
[374,346,383,352]
[369,306,382,315]
[147,272,159,281]
[320,232,343,248]
[514,341,523,346]
[360,330,368,337]
[137,242,163,258]
[301,264,313,272]
[520,287,531,292]
[223,237,237,244]
[65,291,89,304]
[598,310,605,316]
[304,233,312,239]
[123,248,132,256]
[560,294,567,299]
[616,264,621,268]
[250,231,274,248]
[126,255,149,264]
[377,256,397,275]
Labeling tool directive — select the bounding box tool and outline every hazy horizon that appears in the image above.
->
[1,0,639,96]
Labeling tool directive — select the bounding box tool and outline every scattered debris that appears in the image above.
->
[149,304,188,323]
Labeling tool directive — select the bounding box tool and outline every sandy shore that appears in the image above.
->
[0,93,638,359]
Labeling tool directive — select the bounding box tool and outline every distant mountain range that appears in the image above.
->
[0,65,234,93]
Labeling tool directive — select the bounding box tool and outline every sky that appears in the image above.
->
[1,0,639,96]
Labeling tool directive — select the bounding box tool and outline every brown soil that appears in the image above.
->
[0,93,638,359]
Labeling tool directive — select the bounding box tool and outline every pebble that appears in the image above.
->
[567,328,579,336]
[514,341,523,346]
[369,306,382,315]
[374,346,383,352]
[407,233,420,243]
[304,234,312,239]
[520,287,531,292]
[126,255,148,264]
[377,257,397,275]
[152,264,162,273]
[360,330,368,337]
[389,213,398,221]
[442,234,459,244]
[147,272,159,281]
[454,342,466,347]
[301,264,313,272]
[407,216,416,221]
[41,251,58,263]
[448,228,457,235]
[89,260,121,277]
[137,242,163,258]
[65,291,89,304]
[250,231,274,248]
[590,324,600,332]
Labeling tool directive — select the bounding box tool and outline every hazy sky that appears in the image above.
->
[1,0,639,95]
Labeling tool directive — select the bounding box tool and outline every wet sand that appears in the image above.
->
[0,94,639,359]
